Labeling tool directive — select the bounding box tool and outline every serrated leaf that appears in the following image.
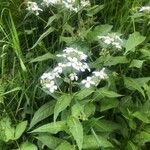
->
[75,88,94,100]
[29,101,55,130]
[129,59,144,68]
[124,77,146,97]
[97,88,122,98]
[31,27,55,49]
[30,53,55,63]
[20,141,38,150]
[90,118,120,132]
[31,121,66,134]
[36,134,63,149]
[125,32,146,54]
[67,117,83,150]
[104,56,129,66]
[54,94,72,122]
[83,135,113,149]
[132,111,149,123]
[55,141,75,150]
[100,98,119,111]
[15,121,27,139]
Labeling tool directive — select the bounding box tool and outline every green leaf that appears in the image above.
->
[84,103,96,118]
[0,87,21,96]
[125,32,146,54]
[97,88,122,98]
[100,98,119,112]
[54,94,72,122]
[124,77,146,97]
[31,27,55,49]
[126,141,138,150]
[75,88,94,100]
[31,121,66,134]
[29,101,55,130]
[104,56,129,66]
[15,121,27,139]
[20,141,38,150]
[55,141,75,150]
[132,111,149,123]
[36,134,63,149]
[129,59,144,68]
[134,131,150,145]
[87,24,113,42]
[83,135,113,149]
[30,53,55,63]
[90,118,120,132]
[67,117,83,150]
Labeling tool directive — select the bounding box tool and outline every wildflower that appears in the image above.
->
[42,0,61,6]
[69,73,78,81]
[81,77,95,88]
[92,68,108,79]
[52,66,63,77]
[139,6,150,13]
[80,0,90,7]
[26,1,43,15]
[98,33,123,49]
[45,80,58,93]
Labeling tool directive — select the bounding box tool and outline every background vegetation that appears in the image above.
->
[0,0,150,149]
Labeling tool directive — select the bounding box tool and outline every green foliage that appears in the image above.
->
[0,0,150,149]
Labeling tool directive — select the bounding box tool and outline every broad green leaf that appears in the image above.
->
[132,111,149,123]
[36,134,63,149]
[31,27,55,49]
[67,117,83,150]
[100,98,119,112]
[0,117,15,142]
[134,131,150,145]
[126,141,138,150]
[29,101,55,129]
[129,59,144,68]
[97,88,122,98]
[31,121,66,134]
[89,118,120,132]
[124,77,146,97]
[75,88,94,100]
[20,141,38,150]
[55,141,75,150]
[30,53,55,63]
[83,135,113,149]
[87,24,113,42]
[84,103,96,118]
[125,32,146,54]
[54,94,72,122]
[104,56,129,66]
[15,121,27,139]
[140,49,150,60]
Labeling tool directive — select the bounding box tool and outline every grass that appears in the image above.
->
[0,0,150,149]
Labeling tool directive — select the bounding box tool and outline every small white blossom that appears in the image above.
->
[52,66,63,77]
[56,54,67,58]
[139,6,150,12]
[45,80,58,93]
[81,77,95,88]
[98,33,123,49]
[42,0,61,6]
[26,1,43,15]
[93,68,108,79]
[81,0,90,7]
[69,73,78,81]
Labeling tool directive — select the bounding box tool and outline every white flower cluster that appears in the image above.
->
[40,47,90,93]
[98,33,123,49]
[26,0,90,15]
[26,1,43,15]
[81,68,108,88]
[139,6,150,13]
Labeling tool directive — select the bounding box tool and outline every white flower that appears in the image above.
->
[45,80,58,93]
[56,54,67,58]
[69,73,78,81]
[81,77,95,88]
[26,1,43,15]
[58,63,67,68]
[81,0,90,7]
[52,66,63,77]
[40,72,55,80]
[139,6,150,12]
[93,68,108,79]
[42,0,61,6]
